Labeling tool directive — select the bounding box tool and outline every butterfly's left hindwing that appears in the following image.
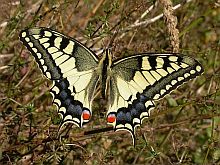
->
[107,54,203,144]
[19,28,99,128]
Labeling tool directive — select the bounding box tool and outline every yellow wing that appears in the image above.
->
[107,53,203,145]
[19,28,99,128]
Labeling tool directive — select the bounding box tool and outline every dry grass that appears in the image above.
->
[0,0,220,164]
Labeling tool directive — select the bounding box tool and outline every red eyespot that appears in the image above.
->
[82,110,91,120]
[107,114,116,123]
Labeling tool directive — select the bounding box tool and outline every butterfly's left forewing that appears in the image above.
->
[19,28,99,128]
[108,53,203,144]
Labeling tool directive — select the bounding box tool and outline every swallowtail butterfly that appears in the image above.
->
[19,28,203,145]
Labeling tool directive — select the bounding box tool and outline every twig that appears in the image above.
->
[133,3,157,25]
[119,0,193,37]
[0,65,10,70]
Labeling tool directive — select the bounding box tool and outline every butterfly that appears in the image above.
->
[19,27,203,145]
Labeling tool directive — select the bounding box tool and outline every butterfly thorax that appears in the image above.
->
[98,49,112,99]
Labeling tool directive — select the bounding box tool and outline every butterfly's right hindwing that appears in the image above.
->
[19,28,99,128]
